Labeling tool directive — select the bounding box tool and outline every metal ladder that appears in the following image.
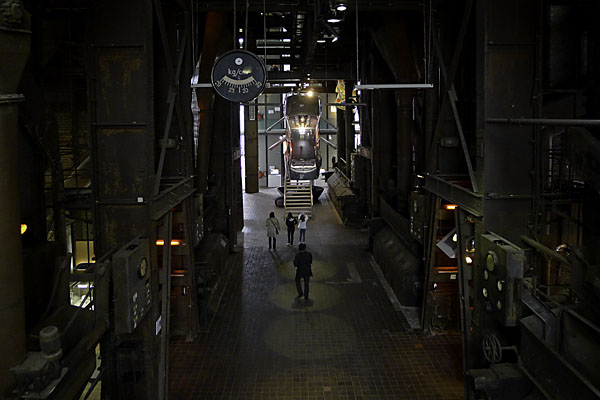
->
[284,177,313,217]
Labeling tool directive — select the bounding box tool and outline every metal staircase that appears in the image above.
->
[284,178,313,217]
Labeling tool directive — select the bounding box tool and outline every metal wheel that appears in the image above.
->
[482,334,502,364]
[275,196,284,207]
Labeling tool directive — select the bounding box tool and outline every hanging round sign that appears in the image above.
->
[211,50,267,102]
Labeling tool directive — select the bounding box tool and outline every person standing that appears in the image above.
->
[285,212,298,246]
[266,211,281,250]
[298,213,308,243]
[294,243,313,300]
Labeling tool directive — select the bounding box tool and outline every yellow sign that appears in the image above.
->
[335,80,345,109]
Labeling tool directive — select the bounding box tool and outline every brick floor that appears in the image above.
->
[169,184,463,399]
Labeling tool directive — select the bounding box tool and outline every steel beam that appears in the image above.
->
[354,83,434,90]
[424,174,482,217]
[487,118,600,127]
[149,177,196,220]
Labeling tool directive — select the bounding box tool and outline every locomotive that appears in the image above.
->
[283,92,322,180]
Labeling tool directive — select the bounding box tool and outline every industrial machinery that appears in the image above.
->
[112,237,152,335]
[478,233,525,327]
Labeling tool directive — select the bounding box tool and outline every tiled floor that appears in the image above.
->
[169,183,463,399]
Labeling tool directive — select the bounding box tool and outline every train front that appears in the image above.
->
[284,92,322,180]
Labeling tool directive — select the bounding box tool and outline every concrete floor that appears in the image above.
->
[169,185,463,399]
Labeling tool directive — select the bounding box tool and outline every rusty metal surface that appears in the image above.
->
[88,1,159,398]
[95,127,153,199]
[95,48,146,123]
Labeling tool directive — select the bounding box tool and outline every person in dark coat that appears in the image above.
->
[293,243,313,300]
[285,212,298,246]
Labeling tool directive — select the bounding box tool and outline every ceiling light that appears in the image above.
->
[331,36,338,42]
[337,4,347,11]
[327,17,341,23]
[317,39,326,43]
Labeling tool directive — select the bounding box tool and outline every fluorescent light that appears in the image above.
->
[337,4,347,11]
[331,36,338,42]
[156,239,183,246]
[317,39,326,43]
[327,18,341,23]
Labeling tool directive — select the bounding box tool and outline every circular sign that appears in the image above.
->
[211,50,266,102]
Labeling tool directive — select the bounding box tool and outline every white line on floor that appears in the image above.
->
[369,257,422,330]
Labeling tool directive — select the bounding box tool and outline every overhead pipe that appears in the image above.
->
[487,118,600,127]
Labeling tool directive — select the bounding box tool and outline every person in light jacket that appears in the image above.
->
[266,211,281,250]
[298,213,308,243]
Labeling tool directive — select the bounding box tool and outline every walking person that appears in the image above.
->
[294,243,313,300]
[285,212,298,246]
[298,212,308,243]
[266,211,281,251]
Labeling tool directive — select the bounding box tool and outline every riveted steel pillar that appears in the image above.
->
[0,1,30,392]
[88,0,158,397]
[245,104,259,193]
[345,81,354,179]
[336,104,346,168]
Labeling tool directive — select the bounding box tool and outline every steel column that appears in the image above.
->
[336,103,347,167]
[88,0,158,397]
[245,104,259,193]
[195,12,230,195]
[427,0,474,173]
[0,97,27,393]
[345,81,354,179]
[0,9,30,392]
[157,211,173,400]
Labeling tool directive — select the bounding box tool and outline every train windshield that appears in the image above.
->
[290,130,316,160]
[287,115,318,131]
